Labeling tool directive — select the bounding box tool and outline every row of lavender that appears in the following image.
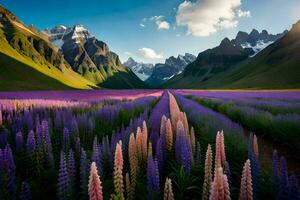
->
[173,92,300,199]
[1,90,299,200]
[0,95,157,200]
[185,94,300,151]
[87,91,300,200]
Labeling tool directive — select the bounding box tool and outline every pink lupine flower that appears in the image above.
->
[252,135,259,157]
[88,162,103,200]
[142,121,148,161]
[166,119,173,152]
[239,159,253,200]
[209,167,231,200]
[164,178,175,200]
[190,127,196,154]
[136,127,143,162]
[114,141,124,200]
[202,144,213,200]
[128,133,138,199]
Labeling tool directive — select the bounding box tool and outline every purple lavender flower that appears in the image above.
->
[175,127,192,175]
[75,137,81,156]
[278,156,289,200]
[42,120,54,168]
[92,137,102,175]
[26,130,36,156]
[20,181,32,200]
[147,156,160,199]
[155,138,164,174]
[68,148,76,195]
[80,148,88,200]
[63,127,70,153]
[272,150,280,193]
[224,161,232,191]
[289,173,300,200]
[4,144,16,199]
[57,151,71,200]
[250,152,260,199]
[15,131,23,151]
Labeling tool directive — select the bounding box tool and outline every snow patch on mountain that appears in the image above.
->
[241,40,274,57]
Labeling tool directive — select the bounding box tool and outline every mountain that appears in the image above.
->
[0,5,97,90]
[146,53,196,86]
[233,29,287,57]
[165,22,299,89]
[46,25,146,88]
[123,57,154,81]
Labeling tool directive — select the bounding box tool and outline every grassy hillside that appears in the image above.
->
[165,21,300,89]
[0,53,73,90]
[99,70,148,89]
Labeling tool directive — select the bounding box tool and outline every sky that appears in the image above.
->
[1,0,300,63]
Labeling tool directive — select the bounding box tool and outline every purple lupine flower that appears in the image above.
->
[147,156,160,199]
[57,151,71,200]
[71,119,79,139]
[272,150,280,193]
[26,130,36,156]
[80,148,89,200]
[250,152,260,199]
[180,136,192,175]
[4,144,16,199]
[195,141,201,165]
[75,137,81,156]
[0,128,8,148]
[289,173,300,200]
[15,131,23,151]
[42,120,54,168]
[92,137,102,175]
[175,127,192,175]
[68,148,76,196]
[20,181,32,200]
[24,110,33,131]
[278,156,289,200]
[62,127,70,152]
[155,138,164,174]
[224,161,232,191]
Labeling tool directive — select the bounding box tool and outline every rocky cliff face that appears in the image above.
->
[145,53,196,86]
[46,24,141,86]
[123,57,154,81]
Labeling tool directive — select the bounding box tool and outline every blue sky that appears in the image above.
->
[1,0,300,63]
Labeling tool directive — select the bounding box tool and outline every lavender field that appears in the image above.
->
[0,90,299,200]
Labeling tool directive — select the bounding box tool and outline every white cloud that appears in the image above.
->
[149,16,170,30]
[150,16,164,21]
[237,9,251,18]
[156,21,170,30]
[176,34,181,37]
[140,23,145,27]
[137,48,163,60]
[176,0,251,37]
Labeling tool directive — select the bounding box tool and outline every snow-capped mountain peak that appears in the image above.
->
[71,24,90,40]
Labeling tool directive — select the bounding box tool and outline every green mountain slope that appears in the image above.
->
[0,5,97,90]
[48,25,147,89]
[0,52,72,90]
[165,21,300,89]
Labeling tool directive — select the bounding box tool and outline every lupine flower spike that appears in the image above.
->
[202,144,213,200]
[209,167,231,200]
[164,178,175,200]
[239,159,253,200]
[114,141,124,200]
[252,135,259,157]
[166,119,173,152]
[128,133,138,200]
[88,162,103,200]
